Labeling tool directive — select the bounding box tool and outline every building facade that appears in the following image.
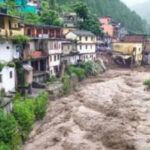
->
[0,13,24,37]
[61,40,79,65]
[65,30,96,62]
[99,17,120,39]
[0,14,23,93]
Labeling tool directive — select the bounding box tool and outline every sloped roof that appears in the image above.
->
[71,30,95,36]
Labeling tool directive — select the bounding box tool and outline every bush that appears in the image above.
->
[0,142,11,150]
[34,92,48,120]
[67,66,85,81]
[62,74,70,95]
[12,35,29,45]
[144,79,150,89]
[7,62,16,68]
[13,100,35,140]
[78,61,100,76]
[47,75,56,83]
[0,110,21,150]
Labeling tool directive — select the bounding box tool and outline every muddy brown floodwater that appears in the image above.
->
[22,69,150,150]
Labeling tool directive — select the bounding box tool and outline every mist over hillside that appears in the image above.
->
[132,1,150,24]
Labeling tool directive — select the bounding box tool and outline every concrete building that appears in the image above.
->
[61,40,79,65]
[99,17,120,39]
[0,14,23,93]
[0,40,20,93]
[65,30,97,61]
[0,13,24,37]
[24,24,64,78]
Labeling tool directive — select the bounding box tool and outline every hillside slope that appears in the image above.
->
[57,0,147,34]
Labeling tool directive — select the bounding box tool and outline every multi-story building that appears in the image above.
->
[24,24,62,39]
[61,40,79,65]
[65,30,97,61]
[0,13,24,93]
[24,24,63,78]
[0,13,24,37]
[99,17,120,39]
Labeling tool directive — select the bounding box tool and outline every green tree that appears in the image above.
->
[13,100,35,140]
[76,14,102,36]
[24,12,41,24]
[73,2,88,19]
[0,110,21,149]
[40,9,61,25]
[48,0,56,9]
[0,142,10,150]
[73,2,101,36]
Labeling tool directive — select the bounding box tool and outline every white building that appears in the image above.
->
[65,30,97,61]
[46,39,62,76]
[0,40,20,93]
[61,40,79,65]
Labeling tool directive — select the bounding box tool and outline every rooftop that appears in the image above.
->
[0,13,21,19]
[25,24,62,29]
[70,30,95,36]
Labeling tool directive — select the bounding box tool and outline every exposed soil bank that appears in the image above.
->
[22,69,150,150]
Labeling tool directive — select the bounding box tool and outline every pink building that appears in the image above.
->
[99,17,120,38]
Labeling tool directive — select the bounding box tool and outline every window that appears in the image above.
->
[0,74,2,83]
[54,55,57,61]
[85,36,88,41]
[91,36,94,41]
[9,20,12,29]
[80,45,82,50]
[57,55,59,60]
[27,29,31,36]
[10,71,13,78]
[86,45,88,49]
[79,36,82,41]
[49,55,52,62]
[0,16,4,29]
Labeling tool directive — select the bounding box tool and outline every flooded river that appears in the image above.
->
[22,69,150,150]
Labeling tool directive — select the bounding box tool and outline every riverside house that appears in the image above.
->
[24,24,63,80]
[0,13,24,93]
[65,30,97,61]
[61,40,79,65]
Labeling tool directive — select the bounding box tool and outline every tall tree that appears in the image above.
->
[73,2,88,20]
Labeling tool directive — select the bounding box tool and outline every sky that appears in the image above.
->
[121,0,148,7]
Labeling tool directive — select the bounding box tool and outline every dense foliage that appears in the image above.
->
[57,0,147,34]
[34,92,48,120]
[0,92,48,149]
[13,100,35,140]
[77,61,100,76]
[0,142,11,150]
[73,2,102,35]
[0,110,21,150]
[0,0,147,33]
[67,66,85,81]
[13,92,48,140]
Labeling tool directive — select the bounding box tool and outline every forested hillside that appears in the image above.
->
[57,0,147,34]
[0,0,147,34]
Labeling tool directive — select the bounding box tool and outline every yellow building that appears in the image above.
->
[113,42,143,65]
[0,13,24,37]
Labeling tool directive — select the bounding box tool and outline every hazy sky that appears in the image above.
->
[121,0,148,6]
